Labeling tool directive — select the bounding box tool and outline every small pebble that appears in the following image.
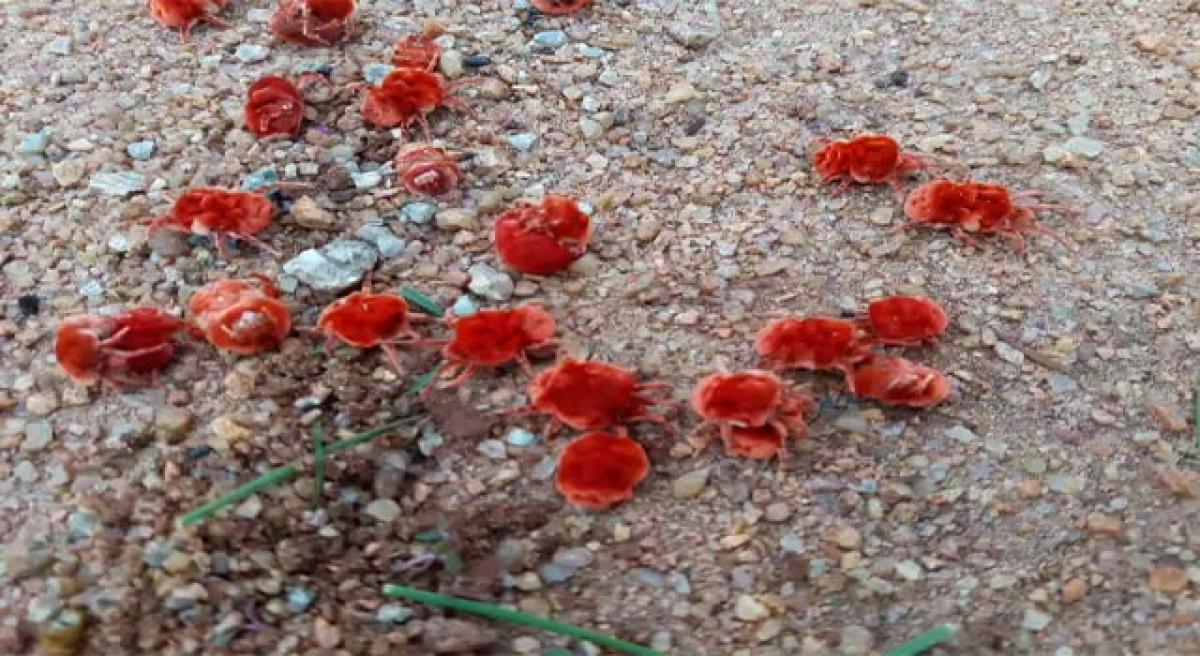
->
[242,166,279,191]
[673,467,709,499]
[840,625,875,654]
[400,201,437,224]
[355,224,405,257]
[364,64,393,85]
[507,133,538,152]
[505,427,536,447]
[1065,136,1104,158]
[1022,608,1052,631]
[234,43,270,63]
[350,170,381,190]
[287,587,317,613]
[531,30,568,51]
[18,130,51,154]
[47,36,73,55]
[365,499,401,523]
[477,439,507,459]
[89,171,145,196]
[451,295,479,316]
[126,140,156,160]
[734,595,770,621]
[464,54,492,68]
[468,264,514,301]
[376,604,412,624]
[22,420,53,451]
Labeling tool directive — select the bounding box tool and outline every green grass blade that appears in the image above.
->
[886,624,957,656]
[407,364,444,397]
[401,287,445,317]
[179,465,300,528]
[382,584,663,656]
[312,422,327,510]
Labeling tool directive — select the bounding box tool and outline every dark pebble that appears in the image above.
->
[17,294,40,316]
[874,69,909,89]
[684,117,705,136]
[266,190,294,213]
[464,55,492,68]
[187,445,214,460]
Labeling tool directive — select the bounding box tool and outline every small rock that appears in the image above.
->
[505,427,536,447]
[451,295,479,316]
[667,21,719,48]
[242,166,279,191]
[1042,145,1068,164]
[283,239,378,291]
[313,617,341,649]
[734,595,770,621]
[780,533,804,553]
[375,603,412,624]
[166,583,208,611]
[1062,577,1087,603]
[839,625,875,654]
[1085,512,1125,538]
[467,264,514,301]
[365,499,401,523]
[25,392,58,416]
[1048,474,1085,495]
[356,224,405,257]
[833,526,861,550]
[287,587,316,613]
[1149,404,1189,433]
[764,503,791,523]
[14,461,38,483]
[651,630,674,650]
[531,30,568,51]
[400,201,437,224]
[38,608,85,656]
[834,412,869,434]
[350,170,382,190]
[47,36,73,56]
[579,118,603,140]
[89,171,145,196]
[477,439,507,459]
[51,160,86,187]
[435,208,477,231]
[507,133,537,152]
[22,420,53,451]
[422,618,497,653]
[1022,608,1052,631]
[234,43,270,63]
[994,342,1025,366]
[945,425,977,443]
[664,81,699,103]
[1150,562,1189,593]
[290,196,338,230]
[895,560,923,581]
[439,49,465,78]
[364,64,393,85]
[154,407,192,443]
[672,467,709,499]
[1065,136,1104,159]
[234,496,262,519]
[67,510,100,540]
[126,140,156,161]
[18,130,51,154]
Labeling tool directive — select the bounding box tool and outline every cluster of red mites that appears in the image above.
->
[813,134,1076,251]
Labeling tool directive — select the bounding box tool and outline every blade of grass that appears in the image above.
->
[885,624,957,656]
[179,465,300,528]
[383,584,663,656]
[312,422,327,510]
[401,287,445,317]
[406,363,444,397]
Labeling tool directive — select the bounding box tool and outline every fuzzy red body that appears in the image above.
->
[532,0,593,15]
[437,304,558,388]
[691,370,816,460]
[393,144,461,197]
[361,69,470,134]
[146,0,227,40]
[270,0,356,46]
[755,316,866,372]
[190,276,292,355]
[494,195,592,275]
[316,283,421,373]
[147,187,277,256]
[862,296,949,346]
[904,179,1072,250]
[813,134,936,192]
[393,34,441,70]
[845,354,950,408]
[523,358,671,436]
[555,432,650,510]
[56,308,185,387]
[245,76,305,139]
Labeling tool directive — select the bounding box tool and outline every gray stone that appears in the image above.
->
[22,420,53,451]
[241,166,279,191]
[47,36,73,55]
[364,64,393,85]
[839,625,875,655]
[166,583,207,611]
[780,533,804,553]
[1049,475,1085,495]
[234,43,270,63]
[1065,136,1103,159]
[89,171,145,196]
[376,603,412,624]
[355,224,405,257]
[365,498,401,523]
[51,160,85,187]
[399,201,437,224]
[67,511,100,540]
[1042,145,1068,164]
[505,427,536,447]
[126,140,156,160]
[283,239,378,292]
[530,456,556,480]
[467,264,514,301]
[506,133,537,152]
[579,118,603,140]
[477,439,507,459]
[1022,608,1052,631]
[439,50,465,78]
[672,467,709,499]
[451,295,479,316]
[531,30,568,51]
[764,503,792,522]
[667,22,720,49]
[350,170,382,190]
[14,461,38,483]
[287,587,316,613]
[553,547,594,569]
[18,130,51,154]
[945,425,977,443]
[995,342,1025,366]
[538,563,577,583]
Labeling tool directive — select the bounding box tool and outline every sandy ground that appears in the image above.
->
[3,0,1200,654]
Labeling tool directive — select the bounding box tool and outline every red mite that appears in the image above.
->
[432,304,558,389]
[555,432,650,510]
[315,279,426,374]
[146,187,279,257]
[845,354,950,408]
[190,275,292,355]
[393,144,462,197]
[244,76,305,140]
[690,370,817,461]
[860,295,949,347]
[55,308,186,388]
[532,0,593,15]
[393,34,441,70]
[903,179,1076,251]
[360,69,474,138]
[494,195,592,276]
[755,316,868,373]
[270,0,357,46]
[812,134,945,198]
[513,358,673,438]
[146,0,228,41]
